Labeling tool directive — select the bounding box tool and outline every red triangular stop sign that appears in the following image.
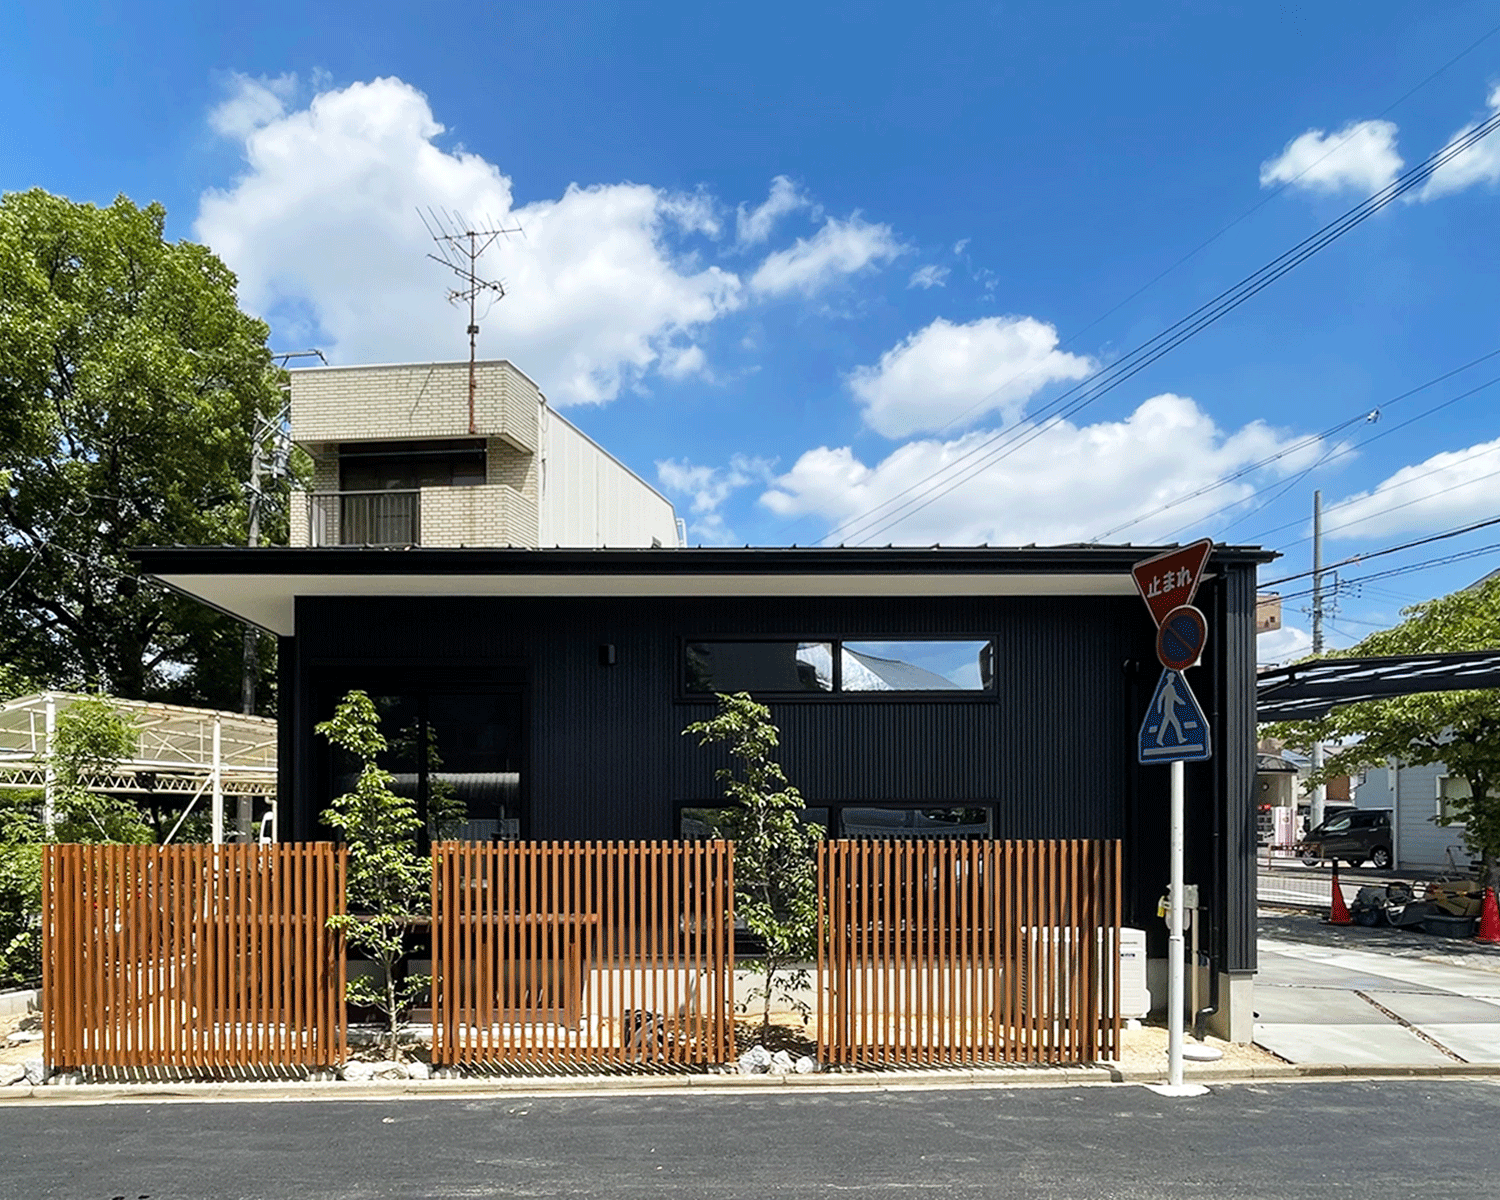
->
[1132,538,1214,628]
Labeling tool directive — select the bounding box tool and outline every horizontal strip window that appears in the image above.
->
[679,804,994,841]
[683,639,994,696]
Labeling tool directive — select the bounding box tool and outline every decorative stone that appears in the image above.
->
[341,1060,375,1082]
[737,1044,771,1075]
[0,1062,26,1086]
[369,1059,409,1080]
[22,1058,47,1086]
[6,1030,42,1045]
[406,1061,431,1080]
[794,1056,816,1074]
[768,1050,794,1075]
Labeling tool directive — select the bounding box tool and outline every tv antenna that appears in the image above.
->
[420,208,522,434]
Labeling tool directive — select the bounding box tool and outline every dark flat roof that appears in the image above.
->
[134,543,1277,636]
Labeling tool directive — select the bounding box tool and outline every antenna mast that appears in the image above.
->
[421,209,521,434]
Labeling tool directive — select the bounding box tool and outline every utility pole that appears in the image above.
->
[421,209,521,434]
[241,350,322,715]
[1309,489,1327,832]
[240,437,262,715]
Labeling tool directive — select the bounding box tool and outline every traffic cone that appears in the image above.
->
[1328,863,1353,926]
[1476,887,1500,946]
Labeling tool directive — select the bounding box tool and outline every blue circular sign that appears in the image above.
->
[1157,604,1207,671]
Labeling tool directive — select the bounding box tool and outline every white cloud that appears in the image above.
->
[196,76,742,405]
[952,238,970,256]
[736,176,806,246]
[848,316,1094,439]
[761,393,1323,546]
[1324,435,1500,539]
[1260,119,1403,195]
[907,264,949,290]
[659,343,709,381]
[749,215,903,298]
[656,454,775,544]
[1419,85,1500,201]
[208,72,297,138]
[1257,623,1313,668]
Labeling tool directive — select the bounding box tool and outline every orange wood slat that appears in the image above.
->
[40,844,346,1073]
[812,840,1121,1068]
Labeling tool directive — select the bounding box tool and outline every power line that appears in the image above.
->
[1270,540,1500,606]
[798,17,1500,470]
[1261,512,1500,588]
[1240,375,1500,545]
[832,108,1500,546]
[1151,355,1500,543]
[1090,410,1377,544]
[1275,456,1500,550]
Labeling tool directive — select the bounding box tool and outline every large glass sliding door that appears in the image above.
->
[325,685,526,844]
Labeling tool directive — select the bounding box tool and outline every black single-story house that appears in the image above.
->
[136,542,1273,1039]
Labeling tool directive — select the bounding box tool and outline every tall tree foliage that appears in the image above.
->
[1265,577,1500,889]
[685,692,822,1041]
[0,189,286,708]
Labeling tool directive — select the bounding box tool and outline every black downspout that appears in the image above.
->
[1194,572,1225,1039]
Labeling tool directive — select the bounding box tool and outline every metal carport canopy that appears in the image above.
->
[1256,650,1500,721]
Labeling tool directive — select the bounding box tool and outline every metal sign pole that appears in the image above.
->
[1168,758,1185,1089]
[1133,539,1215,1099]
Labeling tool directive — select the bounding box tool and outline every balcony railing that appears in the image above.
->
[307,490,420,547]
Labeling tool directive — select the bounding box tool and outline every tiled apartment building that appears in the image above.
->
[287,360,681,550]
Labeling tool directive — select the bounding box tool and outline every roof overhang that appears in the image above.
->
[134,544,1277,637]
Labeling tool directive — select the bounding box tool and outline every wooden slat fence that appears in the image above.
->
[818,838,1122,1067]
[430,841,735,1069]
[44,844,346,1072]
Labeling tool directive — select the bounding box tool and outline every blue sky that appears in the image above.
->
[6,1,1500,663]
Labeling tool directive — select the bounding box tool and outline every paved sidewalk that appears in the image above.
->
[1254,917,1500,1067]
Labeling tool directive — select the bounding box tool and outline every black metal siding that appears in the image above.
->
[284,562,1260,970]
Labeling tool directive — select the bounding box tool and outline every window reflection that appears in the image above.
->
[839,807,993,838]
[684,639,994,694]
[684,642,832,693]
[329,689,524,842]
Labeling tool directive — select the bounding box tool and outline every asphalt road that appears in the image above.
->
[5,1081,1500,1200]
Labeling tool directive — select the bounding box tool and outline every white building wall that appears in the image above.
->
[1357,762,1473,872]
[538,409,681,548]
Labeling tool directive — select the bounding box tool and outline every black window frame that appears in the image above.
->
[675,800,998,841]
[677,634,998,701]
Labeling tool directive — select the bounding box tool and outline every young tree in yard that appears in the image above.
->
[0,188,289,710]
[684,692,823,1041]
[317,690,430,1059]
[1265,577,1500,890]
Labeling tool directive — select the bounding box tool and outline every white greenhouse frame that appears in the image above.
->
[0,692,277,844]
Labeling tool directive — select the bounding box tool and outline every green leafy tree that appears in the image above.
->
[0,188,289,709]
[1265,577,1500,890]
[0,695,148,985]
[684,692,823,1041]
[317,689,430,1059]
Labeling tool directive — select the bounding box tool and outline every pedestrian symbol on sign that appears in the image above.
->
[1138,668,1211,763]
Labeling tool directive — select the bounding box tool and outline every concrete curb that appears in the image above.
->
[4,1060,1499,1105]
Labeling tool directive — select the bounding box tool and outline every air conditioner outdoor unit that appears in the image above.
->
[1017,925,1150,1021]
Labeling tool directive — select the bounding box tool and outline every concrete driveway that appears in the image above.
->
[1254,911,1500,1067]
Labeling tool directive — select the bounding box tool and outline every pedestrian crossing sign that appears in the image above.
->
[1138,668,1212,764]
